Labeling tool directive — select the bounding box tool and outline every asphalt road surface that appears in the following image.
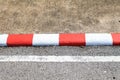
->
[0,46,120,80]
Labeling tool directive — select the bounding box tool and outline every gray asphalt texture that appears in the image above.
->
[0,46,120,80]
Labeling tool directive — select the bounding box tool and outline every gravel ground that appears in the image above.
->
[0,0,120,33]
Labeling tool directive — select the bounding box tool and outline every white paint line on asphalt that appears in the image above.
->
[0,56,119,62]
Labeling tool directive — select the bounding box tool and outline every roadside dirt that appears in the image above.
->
[0,0,120,33]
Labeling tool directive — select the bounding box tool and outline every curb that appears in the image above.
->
[0,33,120,46]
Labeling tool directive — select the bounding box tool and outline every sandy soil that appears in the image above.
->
[0,0,120,33]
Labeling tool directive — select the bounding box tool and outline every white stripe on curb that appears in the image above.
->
[0,34,8,46]
[32,34,59,46]
[86,33,113,45]
[0,56,120,62]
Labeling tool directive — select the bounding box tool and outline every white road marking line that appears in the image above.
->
[0,56,119,62]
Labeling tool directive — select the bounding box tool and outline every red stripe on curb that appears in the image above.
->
[7,34,33,46]
[59,33,85,46]
[111,33,120,45]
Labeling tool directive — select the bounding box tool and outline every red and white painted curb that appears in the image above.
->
[0,33,120,46]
